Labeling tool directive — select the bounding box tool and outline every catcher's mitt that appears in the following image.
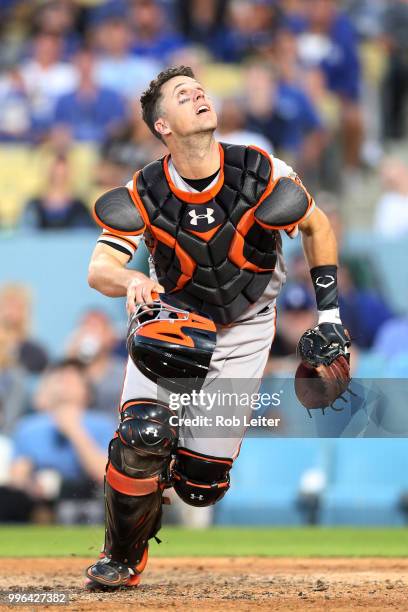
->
[295,322,351,411]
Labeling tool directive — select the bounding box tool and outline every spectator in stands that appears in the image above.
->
[317,193,384,292]
[274,283,316,356]
[286,0,361,100]
[20,154,94,230]
[8,359,114,515]
[0,65,31,142]
[270,29,327,182]
[292,0,364,170]
[0,322,27,436]
[52,48,126,143]
[66,310,126,415]
[283,243,393,350]
[93,15,160,99]
[243,62,323,168]
[338,262,393,349]
[381,0,408,140]
[85,0,128,26]
[216,97,273,151]
[278,0,307,33]
[222,0,282,62]
[98,98,164,187]
[176,0,230,62]
[373,157,408,239]
[128,0,185,62]
[0,283,48,375]
[345,0,385,39]
[32,0,81,58]
[302,67,342,191]
[266,283,316,375]
[270,27,302,84]
[19,32,77,139]
[166,44,209,85]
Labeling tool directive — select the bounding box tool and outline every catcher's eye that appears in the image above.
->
[178,91,190,104]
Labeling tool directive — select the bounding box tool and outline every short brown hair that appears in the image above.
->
[140,65,195,141]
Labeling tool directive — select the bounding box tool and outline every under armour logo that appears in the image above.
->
[190,493,204,501]
[188,208,215,226]
[315,275,335,289]
[145,426,159,438]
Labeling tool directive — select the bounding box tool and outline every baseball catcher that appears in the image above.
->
[85,65,349,588]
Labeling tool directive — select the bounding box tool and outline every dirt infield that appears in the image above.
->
[0,558,407,611]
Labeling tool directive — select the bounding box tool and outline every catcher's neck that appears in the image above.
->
[168,135,220,179]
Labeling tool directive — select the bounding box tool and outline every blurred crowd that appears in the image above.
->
[1,0,408,523]
[0,0,407,228]
[0,284,126,523]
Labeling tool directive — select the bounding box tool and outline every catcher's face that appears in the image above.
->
[154,76,217,141]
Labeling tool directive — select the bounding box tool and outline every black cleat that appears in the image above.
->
[85,557,141,590]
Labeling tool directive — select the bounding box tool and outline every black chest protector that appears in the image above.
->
[94,142,311,325]
[132,143,310,325]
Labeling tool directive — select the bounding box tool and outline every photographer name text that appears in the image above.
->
[168,415,281,427]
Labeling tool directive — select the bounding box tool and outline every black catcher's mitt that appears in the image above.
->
[295,323,351,410]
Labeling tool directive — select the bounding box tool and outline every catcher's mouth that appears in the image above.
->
[196,105,210,115]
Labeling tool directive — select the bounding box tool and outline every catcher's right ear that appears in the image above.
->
[93,187,146,235]
[154,117,171,139]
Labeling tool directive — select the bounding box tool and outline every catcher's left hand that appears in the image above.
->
[294,322,351,410]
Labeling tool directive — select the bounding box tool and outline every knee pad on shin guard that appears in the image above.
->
[107,399,177,491]
[104,399,177,566]
[172,448,233,507]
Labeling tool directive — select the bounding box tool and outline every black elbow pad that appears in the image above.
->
[254,177,310,229]
[93,187,146,235]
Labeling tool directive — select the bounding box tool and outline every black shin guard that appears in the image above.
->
[103,399,177,566]
[104,483,163,567]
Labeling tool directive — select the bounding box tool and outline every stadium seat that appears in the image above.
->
[354,351,387,378]
[216,438,325,525]
[2,232,149,354]
[321,439,408,525]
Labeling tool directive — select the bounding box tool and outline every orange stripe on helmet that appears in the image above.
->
[184,311,216,332]
[136,312,216,347]
[137,320,195,347]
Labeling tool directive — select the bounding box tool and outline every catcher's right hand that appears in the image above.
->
[294,322,351,410]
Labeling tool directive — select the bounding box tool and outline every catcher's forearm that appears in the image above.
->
[299,207,340,321]
[300,207,338,268]
[88,253,148,297]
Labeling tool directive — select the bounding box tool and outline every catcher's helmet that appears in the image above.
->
[127,295,217,393]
